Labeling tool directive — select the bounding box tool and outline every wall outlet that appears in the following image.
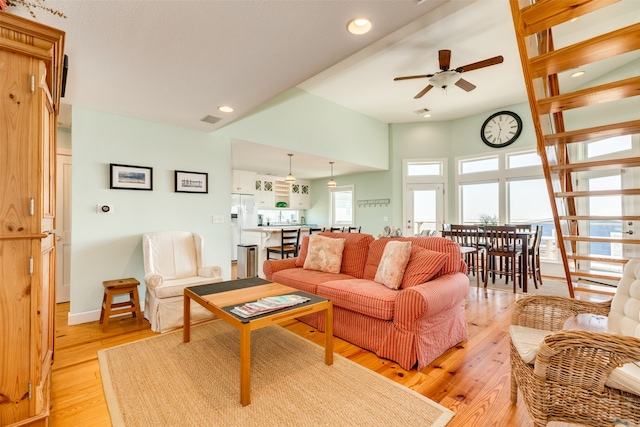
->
[97,204,113,214]
[212,215,224,223]
[383,216,389,222]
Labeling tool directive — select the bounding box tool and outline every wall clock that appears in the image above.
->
[480,111,523,148]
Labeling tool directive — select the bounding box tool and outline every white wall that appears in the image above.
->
[69,107,232,323]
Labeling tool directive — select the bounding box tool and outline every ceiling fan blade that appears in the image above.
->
[455,55,504,73]
[414,85,434,99]
[439,50,451,71]
[455,78,476,92]
[393,74,432,81]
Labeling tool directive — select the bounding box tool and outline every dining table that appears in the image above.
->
[441,227,536,293]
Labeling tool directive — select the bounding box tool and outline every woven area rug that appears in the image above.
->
[98,321,454,427]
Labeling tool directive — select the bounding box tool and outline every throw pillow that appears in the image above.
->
[303,235,346,274]
[374,241,412,290]
[401,246,450,288]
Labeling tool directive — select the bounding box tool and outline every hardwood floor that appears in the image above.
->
[50,277,606,426]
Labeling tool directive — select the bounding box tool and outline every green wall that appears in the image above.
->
[69,107,231,321]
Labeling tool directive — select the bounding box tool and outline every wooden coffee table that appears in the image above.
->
[183,278,333,406]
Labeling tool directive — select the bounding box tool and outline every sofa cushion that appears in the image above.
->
[297,232,374,278]
[150,276,223,299]
[316,279,397,321]
[401,246,450,289]
[608,258,640,338]
[295,235,310,267]
[374,241,412,290]
[303,235,346,273]
[272,267,355,295]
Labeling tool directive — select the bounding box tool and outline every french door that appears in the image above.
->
[404,183,444,237]
[577,170,637,275]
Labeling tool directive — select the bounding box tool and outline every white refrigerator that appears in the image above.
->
[231,194,258,261]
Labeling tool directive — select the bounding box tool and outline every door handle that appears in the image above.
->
[623,230,634,235]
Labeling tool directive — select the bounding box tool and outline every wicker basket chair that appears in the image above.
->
[510,259,640,427]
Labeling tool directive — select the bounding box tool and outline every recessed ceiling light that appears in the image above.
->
[218,105,234,113]
[423,114,431,118]
[571,71,585,78]
[347,18,372,35]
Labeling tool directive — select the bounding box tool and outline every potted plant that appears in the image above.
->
[478,214,498,226]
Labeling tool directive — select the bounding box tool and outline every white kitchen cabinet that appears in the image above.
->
[255,175,275,208]
[290,179,311,210]
[232,170,256,194]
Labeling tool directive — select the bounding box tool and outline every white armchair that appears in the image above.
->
[143,231,223,332]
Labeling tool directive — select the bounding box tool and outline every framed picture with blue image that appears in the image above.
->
[109,163,153,190]
[175,170,208,193]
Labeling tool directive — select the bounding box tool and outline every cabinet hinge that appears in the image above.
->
[29,256,33,276]
[30,75,35,93]
[28,381,32,400]
[29,198,35,216]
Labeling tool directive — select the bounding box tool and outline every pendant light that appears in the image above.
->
[327,161,337,188]
[285,153,296,182]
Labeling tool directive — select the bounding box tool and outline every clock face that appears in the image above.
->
[481,111,523,148]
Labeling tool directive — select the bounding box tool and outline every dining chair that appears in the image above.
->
[449,225,484,286]
[266,228,300,260]
[308,227,325,235]
[527,225,543,289]
[329,227,343,232]
[483,225,522,291]
[345,226,361,233]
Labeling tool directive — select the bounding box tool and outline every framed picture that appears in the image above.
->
[175,170,208,193]
[110,164,153,190]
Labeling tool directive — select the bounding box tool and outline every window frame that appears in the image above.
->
[329,184,355,227]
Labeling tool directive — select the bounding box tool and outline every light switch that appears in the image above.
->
[212,215,224,223]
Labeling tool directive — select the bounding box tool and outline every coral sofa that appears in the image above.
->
[263,232,470,369]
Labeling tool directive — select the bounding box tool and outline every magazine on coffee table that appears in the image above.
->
[230,294,311,318]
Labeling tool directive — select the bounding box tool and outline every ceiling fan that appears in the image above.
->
[394,50,504,99]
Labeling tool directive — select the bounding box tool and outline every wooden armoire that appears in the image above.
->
[0,12,65,426]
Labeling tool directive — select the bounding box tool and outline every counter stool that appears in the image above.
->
[100,278,142,331]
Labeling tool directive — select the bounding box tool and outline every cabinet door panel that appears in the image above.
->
[0,51,39,237]
[0,240,32,424]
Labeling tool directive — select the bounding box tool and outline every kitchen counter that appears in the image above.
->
[243,225,318,232]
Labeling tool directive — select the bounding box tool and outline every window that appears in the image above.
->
[460,156,498,174]
[460,181,498,224]
[330,185,354,226]
[407,161,442,176]
[507,151,541,169]
[456,148,557,262]
[587,135,632,158]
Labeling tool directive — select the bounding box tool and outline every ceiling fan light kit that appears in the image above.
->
[394,49,504,99]
[428,70,461,89]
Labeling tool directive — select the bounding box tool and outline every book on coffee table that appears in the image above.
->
[230,294,311,318]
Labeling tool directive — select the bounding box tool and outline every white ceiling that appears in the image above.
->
[8,0,639,181]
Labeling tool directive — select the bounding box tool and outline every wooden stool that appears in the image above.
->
[100,278,142,331]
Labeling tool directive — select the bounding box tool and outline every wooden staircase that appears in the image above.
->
[509,0,640,297]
